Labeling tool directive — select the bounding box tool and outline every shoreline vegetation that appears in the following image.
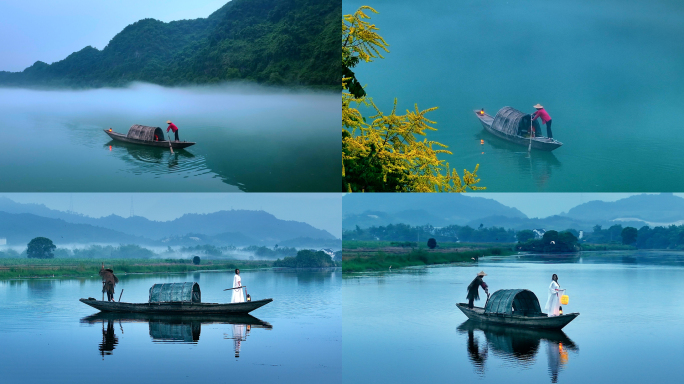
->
[342,241,640,272]
[342,242,515,272]
[0,258,272,280]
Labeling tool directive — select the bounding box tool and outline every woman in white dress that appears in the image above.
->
[231,269,245,303]
[544,274,564,317]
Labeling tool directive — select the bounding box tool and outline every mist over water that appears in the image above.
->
[0,83,340,192]
[344,0,684,191]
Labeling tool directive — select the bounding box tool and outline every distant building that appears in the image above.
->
[578,230,584,240]
[0,238,6,245]
[533,229,546,239]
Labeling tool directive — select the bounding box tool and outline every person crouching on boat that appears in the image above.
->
[531,104,553,139]
[231,269,245,303]
[166,120,179,141]
[466,271,489,309]
[545,274,564,317]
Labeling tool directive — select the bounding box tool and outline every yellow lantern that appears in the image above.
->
[561,295,569,305]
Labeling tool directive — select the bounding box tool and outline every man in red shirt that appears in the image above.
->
[166,120,179,141]
[531,104,553,139]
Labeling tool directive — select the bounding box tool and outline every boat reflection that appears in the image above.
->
[457,320,579,383]
[476,132,561,188]
[81,313,272,358]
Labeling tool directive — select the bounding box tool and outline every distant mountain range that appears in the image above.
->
[0,0,338,89]
[0,197,337,247]
[344,193,684,232]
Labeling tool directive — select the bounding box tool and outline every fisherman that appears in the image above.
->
[466,271,489,309]
[99,263,118,302]
[166,120,179,141]
[531,104,553,138]
[544,273,563,317]
[231,269,245,303]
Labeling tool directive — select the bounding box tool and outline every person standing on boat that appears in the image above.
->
[231,269,245,303]
[166,120,179,141]
[99,263,118,302]
[531,104,553,139]
[466,271,489,309]
[544,274,564,317]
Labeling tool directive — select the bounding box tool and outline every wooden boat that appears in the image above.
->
[80,282,272,314]
[104,124,195,149]
[456,289,579,330]
[474,107,562,151]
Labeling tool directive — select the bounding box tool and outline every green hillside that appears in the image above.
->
[0,0,339,89]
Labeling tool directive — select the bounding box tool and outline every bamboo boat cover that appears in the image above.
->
[491,107,540,137]
[149,282,201,304]
[127,124,165,142]
[484,289,542,316]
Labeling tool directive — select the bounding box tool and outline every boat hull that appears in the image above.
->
[104,129,196,149]
[80,298,273,314]
[456,303,578,330]
[474,110,562,151]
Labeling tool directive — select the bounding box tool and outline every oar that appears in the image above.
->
[118,289,124,302]
[223,286,247,291]
[528,115,533,153]
[167,133,174,155]
[484,292,490,308]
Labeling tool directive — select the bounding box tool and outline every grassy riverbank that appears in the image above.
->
[0,258,273,279]
[342,242,515,272]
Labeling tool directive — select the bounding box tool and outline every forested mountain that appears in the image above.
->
[0,198,337,246]
[0,0,339,89]
[563,193,684,223]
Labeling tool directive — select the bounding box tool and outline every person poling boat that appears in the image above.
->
[531,104,553,139]
[544,274,565,317]
[466,271,489,309]
[99,263,118,302]
[166,120,180,141]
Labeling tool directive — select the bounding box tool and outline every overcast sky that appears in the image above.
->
[0,0,230,71]
[467,193,684,218]
[0,193,342,237]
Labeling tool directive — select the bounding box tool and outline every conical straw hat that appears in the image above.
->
[166,120,172,124]
[477,271,487,277]
[533,104,544,109]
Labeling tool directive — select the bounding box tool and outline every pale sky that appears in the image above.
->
[467,193,684,219]
[0,193,342,237]
[0,0,230,71]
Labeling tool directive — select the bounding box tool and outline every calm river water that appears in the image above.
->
[343,0,684,192]
[0,269,341,383]
[343,251,684,383]
[0,84,340,192]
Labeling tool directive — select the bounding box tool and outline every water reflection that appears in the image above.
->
[476,132,561,188]
[104,141,210,177]
[457,321,579,383]
[81,313,272,357]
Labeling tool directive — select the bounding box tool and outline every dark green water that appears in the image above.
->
[0,269,341,383]
[0,84,340,192]
[344,0,684,191]
[343,251,684,383]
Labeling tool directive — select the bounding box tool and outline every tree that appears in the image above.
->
[27,237,56,259]
[427,238,437,249]
[517,230,536,243]
[342,6,484,192]
[192,256,201,265]
[621,227,638,245]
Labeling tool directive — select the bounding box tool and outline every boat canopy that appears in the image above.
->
[492,107,541,137]
[149,282,201,304]
[484,289,542,316]
[127,124,164,142]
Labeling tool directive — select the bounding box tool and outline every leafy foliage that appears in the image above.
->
[621,227,638,245]
[0,0,339,89]
[26,237,56,259]
[343,223,516,243]
[342,6,484,192]
[516,229,536,243]
[427,238,437,249]
[273,249,337,268]
[516,231,579,253]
